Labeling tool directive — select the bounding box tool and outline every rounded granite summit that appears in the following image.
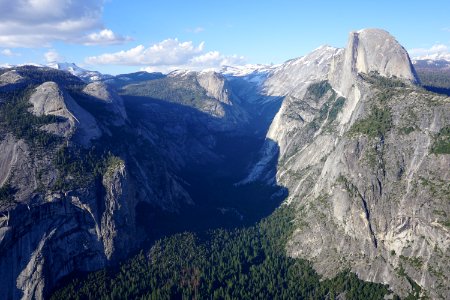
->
[349,28,419,83]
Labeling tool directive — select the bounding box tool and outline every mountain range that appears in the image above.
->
[0,29,449,299]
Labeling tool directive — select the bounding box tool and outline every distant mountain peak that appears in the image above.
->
[220,64,278,77]
[412,53,450,62]
[47,62,113,82]
[47,62,85,74]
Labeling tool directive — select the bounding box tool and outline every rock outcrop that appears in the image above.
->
[196,71,233,105]
[0,29,448,300]
[0,70,24,86]
[243,28,449,298]
[100,160,132,260]
[82,82,128,125]
[330,28,419,96]
[123,69,249,131]
[29,81,101,144]
[0,68,192,299]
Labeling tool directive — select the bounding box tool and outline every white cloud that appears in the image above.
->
[1,48,20,57]
[81,29,132,46]
[86,38,245,73]
[44,49,63,62]
[0,0,129,47]
[86,38,204,65]
[409,44,450,60]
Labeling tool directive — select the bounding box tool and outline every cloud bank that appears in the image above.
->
[409,44,450,60]
[1,49,20,57]
[86,38,246,73]
[0,0,129,47]
[44,49,63,62]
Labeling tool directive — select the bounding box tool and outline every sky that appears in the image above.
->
[1,0,450,75]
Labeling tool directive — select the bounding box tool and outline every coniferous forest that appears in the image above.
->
[51,207,398,300]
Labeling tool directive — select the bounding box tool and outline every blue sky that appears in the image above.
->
[1,0,450,74]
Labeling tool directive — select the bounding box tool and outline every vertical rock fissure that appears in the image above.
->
[359,191,378,248]
[376,177,383,197]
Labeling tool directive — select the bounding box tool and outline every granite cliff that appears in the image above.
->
[0,29,449,299]
[243,29,449,298]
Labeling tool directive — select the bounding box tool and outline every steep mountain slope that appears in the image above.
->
[0,65,272,299]
[47,62,114,83]
[121,70,249,131]
[0,68,140,300]
[1,28,449,300]
[413,58,450,96]
[104,71,165,88]
[244,29,449,298]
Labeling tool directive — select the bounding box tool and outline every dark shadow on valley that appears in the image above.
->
[121,94,287,245]
[423,85,450,97]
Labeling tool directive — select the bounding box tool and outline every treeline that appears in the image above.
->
[121,76,210,107]
[416,69,450,90]
[431,126,450,154]
[14,65,85,89]
[51,207,395,300]
[53,146,122,190]
[0,86,62,148]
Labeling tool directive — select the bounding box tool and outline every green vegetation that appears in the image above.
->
[404,276,423,300]
[363,145,379,168]
[416,69,450,90]
[337,175,360,198]
[361,72,406,89]
[51,206,393,299]
[418,176,450,202]
[327,97,346,123]
[400,255,424,270]
[307,80,332,99]
[399,126,416,135]
[104,155,124,175]
[376,89,397,103]
[438,219,450,228]
[349,106,392,138]
[428,265,445,279]
[15,66,84,89]
[121,76,209,108]
[0,183,16,204]
[312,96,344,129]
[307,81,346,132]
[431,126,450,154]
[0,86,62,148]
[53,146,122,190]
[396,263,426,300]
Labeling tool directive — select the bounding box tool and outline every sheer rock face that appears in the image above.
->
[0,70,24,86]
[170,70,249,128]
[196,71,233,105]
[0,134,24,187]
[0,192,111,300]
[348,29,418,82]
[29,81,101,145]
[0,74,186,299]
[82,82,128,125]
[330,28,419,97]
[100,161,133,261]
[244,29,449,298]
[0,65,256,299]
[264,46,343,99]
[283,88,450,298]
[0,28,448,300]
[0,161,136,300]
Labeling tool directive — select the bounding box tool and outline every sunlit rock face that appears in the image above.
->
[243,29,448,299]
